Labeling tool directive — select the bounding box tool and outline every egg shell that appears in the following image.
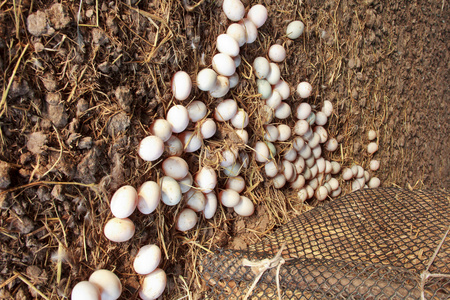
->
[185,189,206,212]
[162,156,189,180]
[226,176,246,193]
[254,141,270,163]
[137,181,161,214]
[286,21,305,39]
[351,180,362,191]
[247,4,267,28]
[203,192,218,219]
[257,79,272,99]
[229,73,239,88]
[231,110,249,129]
[264,125,279,142]
[195,166,217,193]
[369,160,380,171]
[234,196,255,216]
[89,270,122,300]
[133,245,161,275]
[212,53,236,76]
[322,100,333,117]
[179,131,202,153]
[159,176,182,206]
[235,129,249,144]
[227,23,246,46]
[291,174,306,189]
[138,136,164,162]
[277,124,292,142]
[273,80,290,100]
[268,44,286,62]
[200,118,217,139]
[150,119,172,142]
[222,0,245,21]
[209,75,230,98]
[219,189,241,207]
[215,98,238,122]
[139,269,167,300]
[110,185,137,219]
[178,172,193,194]
[240,18,258,43]
[166,105,189,134]
[266,90,282,109]
[273,174,286,189]
[164,135,183,156]
[104,218,135,243]
[275,102,291,119]
[253,57,270,79]
[266,63,281,85]
[220,148,238,168]
[187,101,207,122]
[310,164,319,178]
[297,82,312,98]
[172,71,192,101]
[71,281,101,300]
[176,208,198,231]
[223,162,241,177]
[196,68,217,91]
[217,34,240,57]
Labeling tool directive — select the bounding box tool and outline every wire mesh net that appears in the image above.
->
[200,188,450,299]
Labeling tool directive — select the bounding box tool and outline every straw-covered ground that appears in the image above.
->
[0,0,448,299]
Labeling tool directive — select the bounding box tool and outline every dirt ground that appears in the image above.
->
[0,0,448,299]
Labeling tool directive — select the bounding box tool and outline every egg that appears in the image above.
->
[266,63,281,85]
[298,144,312,159]
[367,142,378,154]
[137,181,161,214]
[351,180,362,191]
[297,81,312,98]
[309,178,319,190]
[294,120,310,136]
[309,164,319,178]
[166,105,189,133]
[185,189,206,212]
[220,148,238,168]
[293,156,305,174]
[315,186,328,201]
[315,111,328,126]
[266,90,282,110]
[239,151,249,167]
[277,124,292,141]
[369,160,380,171]
[209,75,230,98]
[286,20,305,39]
[305,185,314,199]
[275,102,291,119]
[293,136,305,151]
[150,119,172,142]
[110,185,137,219]
[212,53,236,76]
[223,162,241,177]
[264,125,279,142]
[203,192,218,219]
[176,208,198,231]
[104,218,135,243]
[200,118,217,139]
[297,189,308,202]
[324,138,338,152]
[330,161,341,174]
[305,156,315,168]
[133,245,161,275]
[254,141,270,163]
[247,4,267,27]
[235,129,249,144]
[331,187,342,198]
[273,174,286,189]
[273,80,290,100]
[233,55,242,68]
[138,136,164,162]
[229,72,239,88]
[179,131,202,153]
[282,160,296,181]
[71,281,100,300]
[164,135,183,156]
[196,68,217,91]
[351,165,359,177]
[226,176,246,193]
[195,166,217,193]
[264,161,278,178]
[268,44,286,62]
[88,270,122,300]
[291,174,306,189]
[234,196,254,216]
[368,177,381,188]
[178,172,193,194]
[314,126,328,143]
[172,71,192,101]
[368,130,377,141]
[295,103,311,120]
[328,178,339,191]
[307,133,321,149]
[261,105,274,124]
[159,176,182,206]
[325,160,332,174]
[162,156,189,180]
[306,112,316,126]
[222,0,245,22]
[227,23,246,47]
[215,98,238,122]
[187,101,207,122]
[240,18,258,43]
[322,100,333,117]
[217,34,240,57]
[231,110,249,129]
[283,147,297,162]
[219,189,241,207]
[253,57,270,79]
[342,168,353,180]
[139,269,167,300]
[316,158,326,173]
[257,79,272,99]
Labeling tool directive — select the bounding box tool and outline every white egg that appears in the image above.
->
[219,189,241,207]
[315,111,328,126]
[368,177,381,188]
[266,90,282,109]
[195,166,217,193]
[137,181,161,215]
[247,4,267,28]
[342,168,353,180]
[314,126,328,143]
[322,100,333,117]
[356,166,364,178]
[220,148,238,168]
[282,160,295,181]
[159,176,182,206]
[227,23,246,47]
[254,141,270,163]
[215,98,238,122]
[264,161,279,177]
[309,178,319,190]
[303,167,312,180]
[325,160,332,174]
[164,135,183,156]
[222,0,245,22]
[305,185,314,199]
[234,196,255,216]
[328,178,339,191]
[138,136,164,162]
[212,53,236,77]
[162,156,189,180]
[295,103,311,120]
[297,81,312,99]
[133,245,161,275]
[71,281,100,300]
[315,186,328,201]
[307,133,320,149]
[291,174,305,189]
[264,125,279,142]
[185,189,206,212]
[229,72,239,88]
[277,124,292,141]
[368,130,377,141]
[316,157,326,173]
[266,142,277,158]
[264,64,280,86]
[257,79,272,99]
[286,21,305,39]
[240,151,249,167]
[367,142,378,154]
[261,104,274,124]
[150,119,172,142]
[253,57,270,79]
[299,144,312,159]
[179,131,202,153]
[110,185,137,219]
[268,44,286,62]
[196,68,217,91]
[310,164,319,178]
[89,270,122,300]
[283,147,297,162]
[203,192,218,219]
[139,269,167,300]
[209,75,230,98]
[331,187,342,198]
[275,102,291,119]
[240,18,258,43]
[187,101,207,122]
[293,136,305,151]
[330,161,341,174]
[200,118,217,139]
[324,138,338,152]
[176,208,198,231]
[178,172,193,194]
[231,110,249,129]
[273,80,290,100]
[293,156,305,174]
[166,105,189,134]
[226,176,246,193]
[369,160,380,171]
[223,162,241,177]
[364,170,371,182]
[351,165,359,177]
[294,120,310,136]
[297,188,308,202]
[273,174,286,189]
[305,156,315,168]
[171,71,192,101]
[235,129,249,144]
[233,55,242,68]
[217,34,240,57]
[351,180,362,191]
[104,218,135,243]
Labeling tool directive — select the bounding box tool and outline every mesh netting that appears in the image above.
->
[200,188,450,299]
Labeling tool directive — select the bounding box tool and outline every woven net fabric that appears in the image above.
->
[200,188,450,299]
